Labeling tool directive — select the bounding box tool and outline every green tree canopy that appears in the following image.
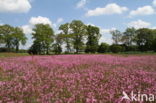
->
[122,27,136,46]
[85,25,101,53]
[0,25,27,52]
[136,28,155,51]
[70,20,86,53]
[59,23,72,53]
[111,30,122,45]
[31,24,54,54]
[98,43,109,53]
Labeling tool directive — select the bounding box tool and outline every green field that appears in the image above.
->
[0,52,156,58]
[0,53,29,58]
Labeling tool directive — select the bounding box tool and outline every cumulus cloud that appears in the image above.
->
[29,16,52,26]
[0,0,31,13]
[99,28,116,44]
[153,0,156,6]
[100,28,116,34]
[99,36,113,44]
[129,6,155,17]
[56,18,64,24]
[21,16,54,49]
[21,16,53,35]
[0,20,3,25]
[85,3,128,17]
[127,20,151,29]
[21,25,33,35]
[77,0,87,8]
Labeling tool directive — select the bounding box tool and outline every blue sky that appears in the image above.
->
[0,0,156,49]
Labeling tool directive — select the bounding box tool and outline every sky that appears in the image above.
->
[0,0,156,49]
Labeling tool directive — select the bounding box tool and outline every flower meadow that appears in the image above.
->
[0,55,156,103]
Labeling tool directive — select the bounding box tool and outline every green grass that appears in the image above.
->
[95,51,156,56]
[0,53,29,58]
[0,52,156,58]
[117,51,156,56]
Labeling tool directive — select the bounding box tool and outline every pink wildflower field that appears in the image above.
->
[0,55,156,103]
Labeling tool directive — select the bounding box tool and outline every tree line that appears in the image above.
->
[0,24,27,52]
[0,20,156,54]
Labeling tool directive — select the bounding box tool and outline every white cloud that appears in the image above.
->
[151,26,156,29]
[56,18,64,24]
[21,16,54,49]
[153,0,156,6]
[21,16,53,35]
[100,28,116,34]
[21,25,33,34]
[0,0,31,13]
[29,16,52,26]
[127,20,151,29]
[99,36,113,44]
[85,3,128,17]
[77,0,87,8]
[0,20,3,25]
[129,6,155,17]
[99,28,116,44]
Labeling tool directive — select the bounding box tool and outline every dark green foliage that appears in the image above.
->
[123,45,138,51]
[59,23,72,53]
[52,34,64,54]
[52,43,62,54]
[122,27,136,46]
[0,24,27,52]
[136,28,155,51]
[85,25,101,53]
[70,20,86,53]
[12,27,27,52]
[28,40,42,55]
[110,44,123,53]
[30,24,54,55]
[98,43,109,53]
[0,48,10,52]
[1,21,156,54]
[152,39,156,52]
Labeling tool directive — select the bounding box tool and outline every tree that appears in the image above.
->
[12,27,27,52]
[52,44,62,54]
[85,25,101,53]
[152,30,156,52]
[70,20,86,53]
[0,24,14,51]
[28,40,41,55]
[52,34,63,54]
[98,43,109,53]
[0,25,27,52]
[110,44,123,53]
[110,30,122,45]
[136,28,154,51]
[59,23,72,53]
[153,38,156,52]
[122,27,136,46]
[31,24,54,54]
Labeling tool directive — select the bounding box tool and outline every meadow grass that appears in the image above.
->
[0,53,29,58]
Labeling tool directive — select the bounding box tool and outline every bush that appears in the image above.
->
[152,39,156,52]
[0,48,10,52]
[110,44,123,53]
[85,45,98,53]
[98,43,109,53]
[122,45,138,52]
[18,49,28,53]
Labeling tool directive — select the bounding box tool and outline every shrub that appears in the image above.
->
[110,44,123,53]
[98,43,109,53]
[0,48,10,52]
[152,39,156,52]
